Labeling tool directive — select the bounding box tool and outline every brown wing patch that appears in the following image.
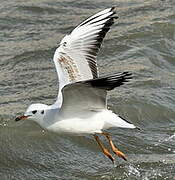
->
[59,55,81,82]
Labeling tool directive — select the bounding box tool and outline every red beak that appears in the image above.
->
[15,115,30,121]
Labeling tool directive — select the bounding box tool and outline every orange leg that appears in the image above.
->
[103,133,127,161]
[93,134,114,163]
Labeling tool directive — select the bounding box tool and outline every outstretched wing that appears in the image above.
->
[59,72,132,117]
[53,7,117,107]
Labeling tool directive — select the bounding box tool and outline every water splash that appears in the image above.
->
[125,163,141,178]
[155,133,175,146]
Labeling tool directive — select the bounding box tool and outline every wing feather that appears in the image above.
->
[53,7,117,87]
[59,72,132,116]
[52,7,117,107]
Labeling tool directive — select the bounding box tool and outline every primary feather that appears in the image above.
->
[52,7,117,107]
[60,72,132,116]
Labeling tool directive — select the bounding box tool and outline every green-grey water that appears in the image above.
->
[1,0,175,179]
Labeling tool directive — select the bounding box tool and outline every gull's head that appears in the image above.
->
[15,103,49,123]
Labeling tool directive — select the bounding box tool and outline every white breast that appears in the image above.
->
[47,110,107,135]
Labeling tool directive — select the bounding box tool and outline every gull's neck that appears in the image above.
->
[50,90,63,109]
[38,106,60,129]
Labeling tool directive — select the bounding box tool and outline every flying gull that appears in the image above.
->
[15,7,137,163]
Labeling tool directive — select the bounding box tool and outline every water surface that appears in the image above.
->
[1,0,175,179]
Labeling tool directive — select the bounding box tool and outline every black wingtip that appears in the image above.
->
[113,16,119,19]
[122,72,132,79]
[136,126,143,131]
[82,71,133,91]
[111,6,116,12]
[118,115,133,124]
[110,7,118,19]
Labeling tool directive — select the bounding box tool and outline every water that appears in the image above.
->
[1,0,175,179]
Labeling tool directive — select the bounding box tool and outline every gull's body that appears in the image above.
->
[35,107,134,135]
[16,7,137,163]
[47,110,130,135]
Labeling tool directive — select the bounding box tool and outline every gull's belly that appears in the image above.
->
[47,117,105,135]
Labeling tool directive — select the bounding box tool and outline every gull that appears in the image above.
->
[15,7,137,163]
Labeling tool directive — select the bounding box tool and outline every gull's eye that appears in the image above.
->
[32,110,37,114]
[41,110,44,114]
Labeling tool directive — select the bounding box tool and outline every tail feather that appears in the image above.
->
[105,112,136,129]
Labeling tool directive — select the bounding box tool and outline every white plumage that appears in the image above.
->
[53,7,117,107]
[16,7,137,163]
[16,7,136,134]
